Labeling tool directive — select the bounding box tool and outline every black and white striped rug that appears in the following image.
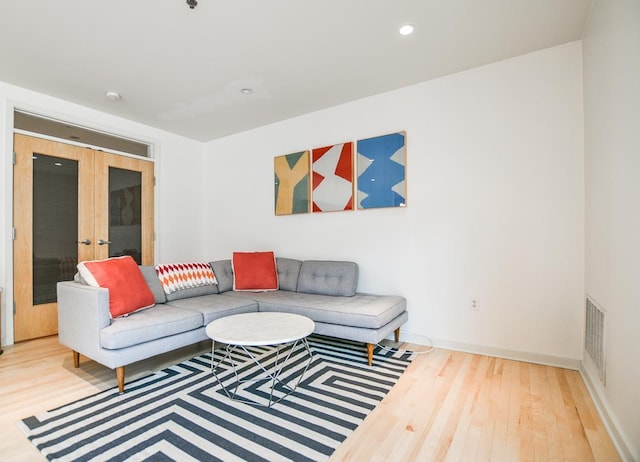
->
[18,336,414,461]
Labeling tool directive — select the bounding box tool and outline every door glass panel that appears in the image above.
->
[109,167,142,264]
[32,154,78,305]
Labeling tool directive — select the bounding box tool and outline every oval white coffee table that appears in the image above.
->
[206,312,315,407]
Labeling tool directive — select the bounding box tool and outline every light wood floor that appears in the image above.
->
[0,336,620,461]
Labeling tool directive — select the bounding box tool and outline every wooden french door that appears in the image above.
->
[13,134,154,341]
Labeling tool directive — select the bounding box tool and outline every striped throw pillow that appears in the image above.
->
[155,262,217,295]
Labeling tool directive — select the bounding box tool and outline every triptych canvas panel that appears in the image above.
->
[312,142,354,212]
[274,151,310,216]
[274,131,406,215]
[356,132,406,209]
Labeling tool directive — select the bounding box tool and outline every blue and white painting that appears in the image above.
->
[357,132,407,209]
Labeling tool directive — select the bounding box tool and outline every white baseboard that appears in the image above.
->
[580,360,636,462]
[398,331,581,370]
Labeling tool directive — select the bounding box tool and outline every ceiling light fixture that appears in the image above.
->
[186,0,197,9]
[240,88,254,95]
[105,91,121,102]
[399,24,415,36]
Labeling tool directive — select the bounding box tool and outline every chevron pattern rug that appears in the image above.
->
[18,336,414,462]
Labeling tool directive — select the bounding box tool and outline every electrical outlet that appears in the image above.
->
[470,298,479,311]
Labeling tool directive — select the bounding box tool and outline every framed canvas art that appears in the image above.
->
[311,142,354,212]
[357,131,407,209]
[109,185,141,226]
[274,150,310,215]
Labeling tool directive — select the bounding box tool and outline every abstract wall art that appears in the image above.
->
[110,185,142,226]
[311,142,354,212]
[357,131,407,209]
[274,150,310,215]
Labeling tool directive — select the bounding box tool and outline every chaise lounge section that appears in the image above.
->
[57,257,408,392]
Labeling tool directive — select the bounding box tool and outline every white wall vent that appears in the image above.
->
[585,296,606,384]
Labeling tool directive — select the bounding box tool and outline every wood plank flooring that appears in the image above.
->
[0,336,620,461]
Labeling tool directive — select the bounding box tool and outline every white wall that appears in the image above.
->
[583,0,640,459]
[204,42,585,365]
[0,81,205,345]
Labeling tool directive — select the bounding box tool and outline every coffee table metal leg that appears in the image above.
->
[211,338,313,407]
[211,343,243,401]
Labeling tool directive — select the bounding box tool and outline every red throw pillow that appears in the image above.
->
[77,256,155,318]
[232,251,279,291]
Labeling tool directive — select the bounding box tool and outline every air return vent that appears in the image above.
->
[585,297,606,384]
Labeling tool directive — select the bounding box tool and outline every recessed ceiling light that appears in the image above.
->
[240,88,254,95]
[399,24,414,36]
[54,162,63,167]
[105,91,122,101]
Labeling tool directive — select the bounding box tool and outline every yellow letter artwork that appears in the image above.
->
[274,151,310,215]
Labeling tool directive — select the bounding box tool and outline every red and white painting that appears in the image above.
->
[311,142,354,212]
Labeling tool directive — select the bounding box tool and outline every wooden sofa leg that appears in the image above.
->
[394,328,400,343]
[116,366,125,394]
[366,343,374,366]
[72,350,80,368]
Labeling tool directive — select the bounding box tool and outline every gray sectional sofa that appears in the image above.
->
[57,258,408,393]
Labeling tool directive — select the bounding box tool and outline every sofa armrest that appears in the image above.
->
[57,281,111,361]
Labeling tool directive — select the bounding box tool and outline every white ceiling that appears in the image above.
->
[0,0,592,142]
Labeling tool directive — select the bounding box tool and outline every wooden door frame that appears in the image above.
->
[13,135,96,341]
[94,152,155,265]
[9,133,156,343]
[2,105,157,347]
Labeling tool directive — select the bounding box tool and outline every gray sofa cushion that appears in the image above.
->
[165,284,218,301]
[210,259,233,293]
[276,257,302,292]
[223,290,404,329]
[165,293,258,324]
[100,305,203,350]
[313,311,409,345]
[139,266,167,304]
[297,260,358,296]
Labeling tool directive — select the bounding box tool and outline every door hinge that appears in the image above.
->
[13,301,16,316]
[154,176,156,186]
[11,227,16,240]
[12,151,16,165]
